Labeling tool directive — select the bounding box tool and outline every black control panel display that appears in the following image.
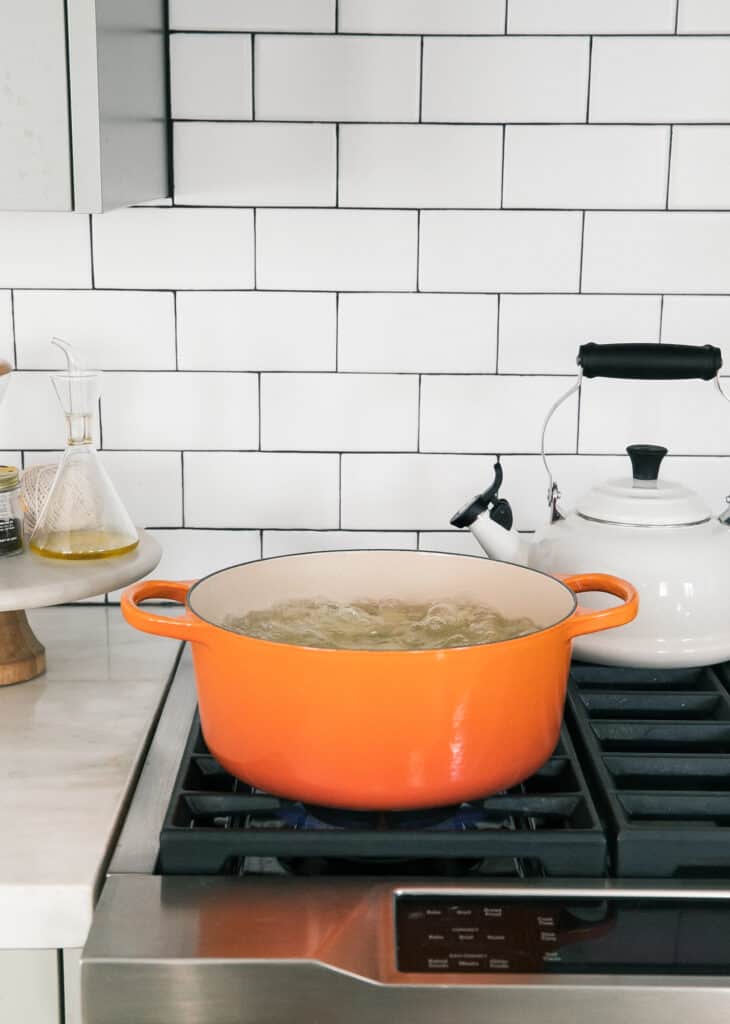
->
[396,895,730,974]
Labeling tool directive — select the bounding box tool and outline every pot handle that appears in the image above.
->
[561,573,639,639]
[121,579,203,644]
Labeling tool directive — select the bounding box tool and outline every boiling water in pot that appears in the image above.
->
[223,598,539,651]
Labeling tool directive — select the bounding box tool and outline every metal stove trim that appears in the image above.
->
[108,644,197,876]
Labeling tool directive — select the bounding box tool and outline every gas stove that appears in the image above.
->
[81,649,730,1024]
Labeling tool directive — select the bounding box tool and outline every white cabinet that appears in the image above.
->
[0,949,60,1023]
[0,0,169,213]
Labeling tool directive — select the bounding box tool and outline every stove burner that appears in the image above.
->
[159,704,606,877]
[289,803,471,831]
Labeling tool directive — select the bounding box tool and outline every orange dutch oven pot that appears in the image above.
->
[122,551,637,811]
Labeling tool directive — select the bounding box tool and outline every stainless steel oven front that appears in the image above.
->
[81,651,730,1024]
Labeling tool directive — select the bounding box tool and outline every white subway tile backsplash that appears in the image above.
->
[420,376,578,454]
[339,0,506,35]
[6,6,730,562]
[579,378,730,455]
[112,529,262,599]
[669,128,730,210]
[170,0,335,31]
[662,296,730,347]
[677,0,730,33]
[170,34,252,120]
[0,214,91,288]
[341,454,495,530]
[185,452,340,528]
[338,294,497,373]
[582,213,730,293]
[0,292,12,365]
[419,212,582,293]
[418,531,487,557]
[339,126,501,209]
[174,123,336,207]
[257,210,417,291]
[92,210,255,290]
[263,530,416,558]
[24,449,170,536]
[256,36,420,122]
[99,452,183,527]
[13,291,175,370]
[508,0,676,33]
[422,38,589,124]
[591,39,730,123]
[261,373,418,452]
[101,372,259,451]
[499,295,661,374]
[177,292,336,371]
[504,127,669,210]
[0,373,67,448]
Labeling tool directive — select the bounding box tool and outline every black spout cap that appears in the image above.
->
[627,444,668,481]
[450,462,514,530]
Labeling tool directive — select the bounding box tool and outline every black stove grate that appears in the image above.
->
[567,663,730,878]
[159,712,606,877]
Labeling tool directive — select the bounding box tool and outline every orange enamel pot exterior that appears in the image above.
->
[121,551,637,810]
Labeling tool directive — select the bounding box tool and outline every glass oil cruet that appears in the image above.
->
[29,339,139,560]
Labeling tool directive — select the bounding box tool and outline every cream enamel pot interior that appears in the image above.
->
[454,341,730,669]
[122,551,637,811]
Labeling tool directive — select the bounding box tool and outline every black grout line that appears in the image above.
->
[335,0,339,33]
[416,374,423,451]
[250,35,256,120]
[172,291,179,370]
[171,118,730,127]
[180,451,186,526]
[334,292,340,370]
[674,0,680,33]
[665,125,674,208]
[252,207,258,287]
[257,373,262,449]
[504,0,509,34]
[500,125,506,207]
[577,210,586,292]
[418,36,424,122]
[88,200,730,213]
[167,30,725,38]
[19,449,730,463]
[494,293,501,372]
[658,293,666,340]
[415,210,421,291]
[9,291,17,369]
[338,454,342,527]
[335,123,340,206]
[585,36,593,122]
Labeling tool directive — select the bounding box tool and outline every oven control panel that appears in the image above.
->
[395,895,730,974]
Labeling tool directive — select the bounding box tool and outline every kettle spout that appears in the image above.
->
[470,515,531,566]
[450,461,531,566]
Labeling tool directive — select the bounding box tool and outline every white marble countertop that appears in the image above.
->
[0,607,180,950]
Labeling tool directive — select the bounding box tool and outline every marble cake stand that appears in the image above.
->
[0,528,161,685]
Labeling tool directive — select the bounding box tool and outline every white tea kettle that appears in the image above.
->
[451,342,730,668]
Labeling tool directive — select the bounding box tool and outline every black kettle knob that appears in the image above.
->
[627,444,668,481]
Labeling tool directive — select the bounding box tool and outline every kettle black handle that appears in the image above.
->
[578,342,722,381]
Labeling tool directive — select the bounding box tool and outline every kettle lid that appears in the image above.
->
[575,445,711,527]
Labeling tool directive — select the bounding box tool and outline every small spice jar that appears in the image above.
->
[0,466,23,557]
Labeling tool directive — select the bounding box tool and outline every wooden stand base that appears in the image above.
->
[0,610,46,686]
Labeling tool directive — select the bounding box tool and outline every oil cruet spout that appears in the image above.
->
[50,337,97,445]
[29,339,139,560]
